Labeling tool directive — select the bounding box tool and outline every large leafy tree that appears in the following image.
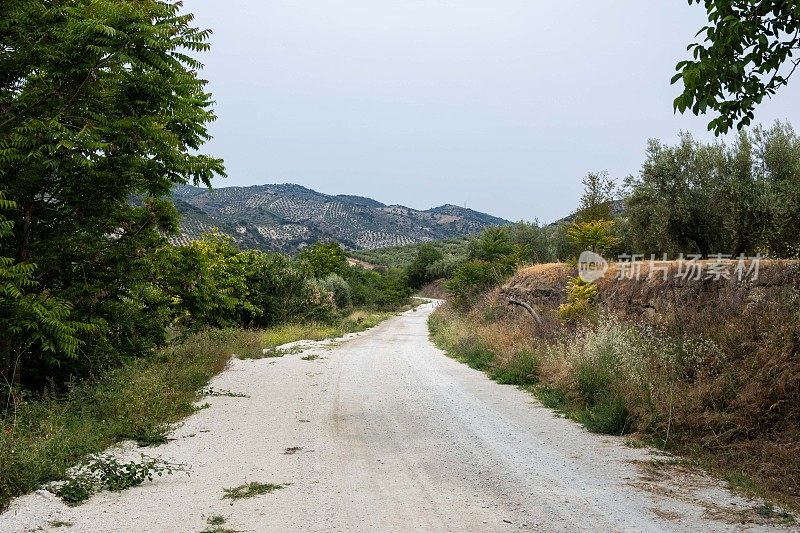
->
[0,1,224,386]
[625,134,731,258]
[0,192,89,384]
[674,1,800,135]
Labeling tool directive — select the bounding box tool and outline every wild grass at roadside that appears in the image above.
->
[0,309,394,511]
[428,301,800,513]
[259,310,393,352]
[0,329,246,511]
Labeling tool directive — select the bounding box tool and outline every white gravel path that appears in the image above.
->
[0,301,793,532]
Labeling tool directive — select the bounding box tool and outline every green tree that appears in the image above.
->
[567,172,619,258]
[317,273,352,311]
[425,256,464,280]
[405,243,443,289]
[348,267,411,309]
[575,172,616,223]
[508,221,557,264]
[297,242,349,278]
[753,122,800,257]
[623,124,800,258]
[446,228,520,308]
[567,220,620,256]
[468,228,517,262]
[546,223,578,262]
[624,135,729,258]
[720,130,765,256]
[0,0,224,387]
[161,233,257,331]
[674,1,800,134]
[237,251,333,326]
[446,260,510,309]
[0,192,89,385]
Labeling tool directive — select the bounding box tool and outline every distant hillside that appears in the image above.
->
[169,184,510,253]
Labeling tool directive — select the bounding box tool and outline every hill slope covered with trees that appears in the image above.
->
[170,184,510,253]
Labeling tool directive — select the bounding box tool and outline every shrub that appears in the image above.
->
[297,242,349,278]
[452,336,494,370]
[316,274,352,311]
[56,454,185,505]
[578,394,630,434]
[490,349,540,386]
[425,256,463,280]
[447,260,515,309]
[565,323,631,434]
[405,243,443,288]
[508,221,557,264]
[468,228,518,262]
[558,276,598,323]
[566,220,620,256]
[348,267,411,309]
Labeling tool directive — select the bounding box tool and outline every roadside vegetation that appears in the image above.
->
[1,201,407,511]
[202,515,236,533]
[430,290,799,511]
[258,311,396,353]
[424,122,800,512]
[222,482,285,501]
[0,310,395,510]
[1,9,413,505]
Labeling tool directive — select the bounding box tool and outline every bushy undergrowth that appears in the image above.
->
[429,294,800,509]
[316,274,352,310]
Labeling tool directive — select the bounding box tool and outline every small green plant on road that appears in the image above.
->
[56,454,186,506]
[222,481,285,501]
[201,514,239,533]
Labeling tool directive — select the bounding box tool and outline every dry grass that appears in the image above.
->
[419,279,449,299]
[432,260,800,511]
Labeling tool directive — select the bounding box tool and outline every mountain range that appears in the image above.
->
[169,184,510,253]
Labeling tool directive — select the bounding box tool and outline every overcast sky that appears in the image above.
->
[190,0,800,222]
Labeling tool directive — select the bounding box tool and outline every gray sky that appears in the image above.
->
[191,0,800,222]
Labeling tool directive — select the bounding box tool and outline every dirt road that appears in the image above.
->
[1,301,789,532]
